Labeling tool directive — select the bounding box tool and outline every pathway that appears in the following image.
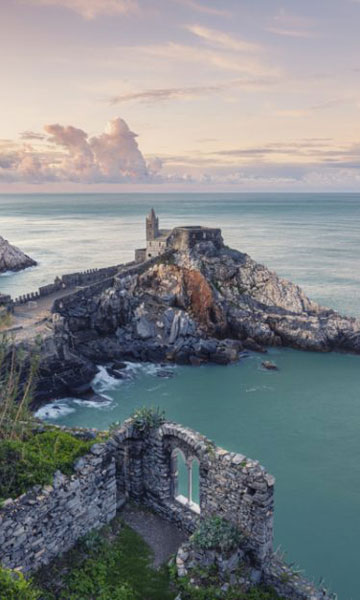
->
[120,504,187,568]
[1,286,78,341]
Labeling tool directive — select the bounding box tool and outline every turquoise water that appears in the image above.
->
[1,193,360,599]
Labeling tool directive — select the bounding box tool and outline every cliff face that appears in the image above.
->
[52,238,360,376]
[0,236,37,273]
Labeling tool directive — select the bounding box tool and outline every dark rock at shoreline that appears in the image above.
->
[25,234,360,406]
[69,381,94,396]
[106,366,126,380]
[157,368,175,378]
[261,361,279,371]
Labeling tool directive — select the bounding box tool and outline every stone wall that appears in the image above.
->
[135,248,146,263]
[111,420,274,564]
[0,419,334,598]
[0,419,273,573]
[53,258,159,315]
[168,226,223,252]
[0,442,118,572]
[146,238,169,258]
[13,265,123,306]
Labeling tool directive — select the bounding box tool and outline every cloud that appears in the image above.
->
[20,131,46,141]
[3,120,360,190]
[109,84,224,104]
[23,0,139,19]
[265,10,315,38]
[0,117,149,183]
[131,41,280,79]
[186,25,259,52]
[273,98,353,119]
[174,0,230,17]
[89,118,148,179]
[108,78,277,104]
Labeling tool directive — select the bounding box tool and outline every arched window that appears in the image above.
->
[191,457,200,508]
[171,449,200,513]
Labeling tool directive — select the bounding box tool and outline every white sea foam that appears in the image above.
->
[73,398,113,409]
[92,365,122,392]
[245,385,274,393]
[91,362,176,394]
[35,401,75,419]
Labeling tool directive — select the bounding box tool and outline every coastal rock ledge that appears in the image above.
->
[46,232,360,401]
[7,212,360,403]
[0,236,37,273]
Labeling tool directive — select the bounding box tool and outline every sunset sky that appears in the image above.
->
[1,0,360,191]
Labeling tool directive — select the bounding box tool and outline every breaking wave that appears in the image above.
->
[35,401,76,420]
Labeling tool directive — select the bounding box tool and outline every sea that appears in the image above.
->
[1,192,360,600]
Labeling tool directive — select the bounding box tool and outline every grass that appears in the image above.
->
[0,338,39,442]
[34,518,173,600]
[0,567,40,600]
[0,430,95,501]
[33,517,284,600]
[0,515,286,600]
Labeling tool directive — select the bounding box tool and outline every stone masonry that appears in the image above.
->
[0,420,334,599]
[0,443,117,572]
[135,208,222,261]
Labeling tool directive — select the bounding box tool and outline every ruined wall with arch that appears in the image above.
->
[112,420,274,564]
[0,419,334,598]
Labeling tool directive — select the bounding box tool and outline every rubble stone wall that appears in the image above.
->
[0,420,334,598]
[0,443,118,572]
[168,227,223,251]
[112,420,274,563]
[13,265,123,306]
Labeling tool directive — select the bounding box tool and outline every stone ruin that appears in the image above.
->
[0,419,333,599]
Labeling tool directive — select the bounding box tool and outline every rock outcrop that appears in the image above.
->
[0,236,37,273]
[48,236,360,388]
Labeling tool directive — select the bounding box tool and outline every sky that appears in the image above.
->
[1,0,360,192]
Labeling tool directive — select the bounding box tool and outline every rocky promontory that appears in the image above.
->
[44,233,360,396]
[7,226,359,403]
[0,236,37,273]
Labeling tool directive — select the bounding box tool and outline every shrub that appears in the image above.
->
[191,516,244,553]
[0,566,40,600]
[0,431,94,500]
[174,574,283,600]
[34,521,173,600]
[0,338,39,441]
[131,406,165,432]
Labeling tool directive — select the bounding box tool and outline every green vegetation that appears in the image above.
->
[0,517,284,600]
[131,406,166,432]
[174,577,284,600]
[34,518,173,600]
[191,516,244,553]
[0,430,94,501]
[174,575,284,600]
[169,558,284,600]
[0,337,93,502]
[0,339,284,600]
[0,567,40,600]
[0,337,39,441]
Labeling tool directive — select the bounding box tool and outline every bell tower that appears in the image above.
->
[146,208,159,241]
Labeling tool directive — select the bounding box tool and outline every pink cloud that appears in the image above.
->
[23,0,139,19]
[0,117,151,183]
